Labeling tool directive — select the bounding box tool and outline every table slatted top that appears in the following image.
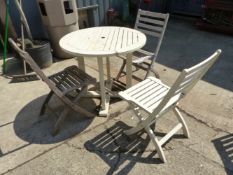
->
[59,27,147,57]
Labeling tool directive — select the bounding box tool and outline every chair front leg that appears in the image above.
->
[145,125,167,163]
[40,91,54,116]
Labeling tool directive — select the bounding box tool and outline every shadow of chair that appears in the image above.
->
[84,121,162,175]
[212,134,233,175]
[13,95,96,145]
[0,95,96,158]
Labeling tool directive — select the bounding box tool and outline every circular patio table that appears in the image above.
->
[59,26,146,116]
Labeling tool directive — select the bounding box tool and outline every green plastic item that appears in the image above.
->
[3,0,9,74]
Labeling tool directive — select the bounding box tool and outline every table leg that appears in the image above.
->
[106,56,111,82]
[77,56,85,72]
[97,56,109,116]
[126,53,133,88]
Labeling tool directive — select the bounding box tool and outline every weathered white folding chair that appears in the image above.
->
[115,9,169,81]
[9,38,96,135]
[119,50,221,162]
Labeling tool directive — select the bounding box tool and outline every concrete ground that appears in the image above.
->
[0,16,233,175]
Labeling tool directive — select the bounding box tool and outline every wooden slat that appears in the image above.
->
[116,27,124,50]
[127,28,133,46]
[137,49,154,56]
[132,82,161,99]
[185,51,220,74]
[122,28,128,48]
[159,123,182,146]
[132,29,138,44]
[90,27,106,51]
[138,9,168,19]
[103,27,116,51]
[132,55,152,64]
[138,85,167,102]
[94,27,110,51]
[136,22,163,33]
[144,88,168,108]
[109,27,120,51]
[138,17,165,26]
[123,78,151,94]
[142,89,168,106]
[136,28,161,38]
[127,80,155,96]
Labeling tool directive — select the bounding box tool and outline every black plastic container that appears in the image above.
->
[26,41,53,68]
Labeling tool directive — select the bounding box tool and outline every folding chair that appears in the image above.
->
[8,38,96,135]
[115,9,169,81]
[119,50,221,162]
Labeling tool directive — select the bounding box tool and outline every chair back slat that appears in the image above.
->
[134,9,169,65]
[135,9,168,39]
[151,50,221,116]
[175,50,221,95]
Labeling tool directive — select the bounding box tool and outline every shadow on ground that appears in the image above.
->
[0,95,97,158]
[3,16,233,92]
[84,121,162,175]
[145,16,233,91]
[212,134,233,175]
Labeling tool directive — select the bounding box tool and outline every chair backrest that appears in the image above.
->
[8,38,70,101]
[134,9,169,59]
[152,50,222,116]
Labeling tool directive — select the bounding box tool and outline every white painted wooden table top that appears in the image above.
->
[59,26,146,116]
[59,26,147,57]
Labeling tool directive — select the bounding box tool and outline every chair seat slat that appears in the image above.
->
[140,86,168,104]
[127,80,155,96]
[133,83,162,100]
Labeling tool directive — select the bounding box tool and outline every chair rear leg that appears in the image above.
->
[145,62,160,79]
[145,125,167,163]
[124,105,146,136]
[115,60,126,81]
[52,86,89,135]
[173,107,190,138]
[52,108,70,136]
[40,91,54,116]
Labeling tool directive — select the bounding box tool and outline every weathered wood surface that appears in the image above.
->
[116,9,169,81]
[59,26,146,57]
[8,38,97,134]
[119,50,221,163]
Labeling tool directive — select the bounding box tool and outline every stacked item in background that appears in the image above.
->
[197,0,233,35]
[37,0,79,59]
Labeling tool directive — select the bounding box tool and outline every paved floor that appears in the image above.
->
[0,16,233,175]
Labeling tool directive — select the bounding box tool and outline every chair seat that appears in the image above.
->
[119,77,181,114]
[49,65,96,93]
[132,50,154,64]
[119,49,154,64]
